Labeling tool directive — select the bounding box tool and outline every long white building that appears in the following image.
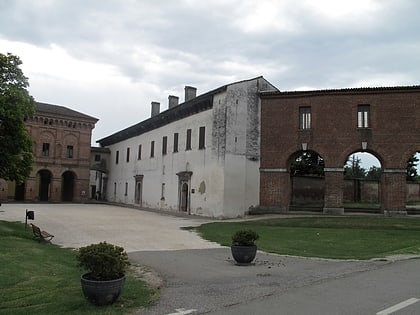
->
[96,77,277,218]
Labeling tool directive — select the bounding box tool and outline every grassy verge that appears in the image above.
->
[194,216,420,260]
[0,221,158,315]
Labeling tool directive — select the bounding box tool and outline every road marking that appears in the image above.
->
[376,297,419,315]
[166,308,197,315]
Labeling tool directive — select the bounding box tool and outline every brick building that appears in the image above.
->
[259,86,420,215]
[0,102,98,202]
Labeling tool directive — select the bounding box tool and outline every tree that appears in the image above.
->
[344,155,366,179]
[365,166,381,180]
[406,154,419,181]
[290,151,324,176]
[0,53,35,183]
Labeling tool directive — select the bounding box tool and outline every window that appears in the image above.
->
[173,133,179,153]
[42,143,50,156]
[299,106,311,129]
[358,105,370,128]
[199,126,205,149]
[126,147,130,162]
[115,150,119,164]
[150,141,155,158]
[66,145,74,158]
[124,182,128,196]
[162,136,167,155]
[137,145,142,160]
[94,154,101,162]
[186,129,192,150]
[161,183,165,200]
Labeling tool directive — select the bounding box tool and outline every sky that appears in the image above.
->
[1,0,420,150]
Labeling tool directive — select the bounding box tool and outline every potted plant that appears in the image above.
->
[77,242,130,306]
[230,230,259,265]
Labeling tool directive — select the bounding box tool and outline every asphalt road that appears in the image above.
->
[130,248,401,315]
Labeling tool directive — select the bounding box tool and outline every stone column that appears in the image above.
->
[381,169,407,215]
[323,168,344,215]
[259,168,290,212]
[50,177,62,202]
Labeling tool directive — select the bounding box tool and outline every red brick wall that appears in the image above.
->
[260,87,420,213]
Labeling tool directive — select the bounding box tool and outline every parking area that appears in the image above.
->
[0,203,220,252]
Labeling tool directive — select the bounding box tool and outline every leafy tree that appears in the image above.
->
[407,154,419,181]
[0,53,35,183]
[365,166,381,180]
[344,155,366,179]
[291,151,324,176]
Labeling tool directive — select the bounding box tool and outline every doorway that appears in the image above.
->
[62,171,75,201]
[38,170,52,201]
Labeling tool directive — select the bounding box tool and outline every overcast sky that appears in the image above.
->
[1,0,419,147]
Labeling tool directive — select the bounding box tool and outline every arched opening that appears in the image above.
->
[406,152,420,214]
[289,150,325,211]
[344,152,381,211]
[38,170,52,201]
[14,182,25,201]
[62,171,75,202]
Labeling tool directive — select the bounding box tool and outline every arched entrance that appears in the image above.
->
[38,170,52,201]
[289,150,325,211]
[344,151,382,212]
[14,182,25,201]
[62,171,75,202]
[177,171,192,213]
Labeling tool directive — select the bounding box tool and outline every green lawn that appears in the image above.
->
[0,221,157,315]
[194,216,420,260]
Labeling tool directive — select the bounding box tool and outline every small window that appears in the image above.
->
[358,105,370,128]
[42,143,50,157]
[299,106,311,130]
[124,182,128,196]
[94,154,101,162]
[115,150,119,164]
[173,133,179,153]
[161,183,165,200]
[138,145,142,160]
[126,147,130,162]
[162,136,167,155]
[150,141,155,158]
[199,126,205,149]
[66,145,74,158]
[186,129,192,150]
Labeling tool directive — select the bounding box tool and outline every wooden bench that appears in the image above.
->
[30,223,54,242]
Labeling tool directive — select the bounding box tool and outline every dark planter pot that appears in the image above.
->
[80,273,125,306]
[231,245,257,265]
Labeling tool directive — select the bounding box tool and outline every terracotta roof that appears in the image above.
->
[35,102,98,122]
[261,85,420,97]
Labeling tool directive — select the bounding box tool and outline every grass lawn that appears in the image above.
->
[0,221,158,315]
[194,216,420,260]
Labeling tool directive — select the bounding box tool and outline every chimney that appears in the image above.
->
[168,95,179,109]
[151,101,160,117]
[184,86,197,102]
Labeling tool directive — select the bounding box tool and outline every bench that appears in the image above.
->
[30,223,54,242]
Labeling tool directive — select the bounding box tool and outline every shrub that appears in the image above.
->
[77,242,130,281]
[231,230,259,246]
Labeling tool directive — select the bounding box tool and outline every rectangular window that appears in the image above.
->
[66,145,74,158]
[173,133,179,153]
[126,147,130,162]
[115,150,119,164]
[124,182,128,196]
[358,105,370,128]
[42,143,50,156]
[138,145,142,160]
[94,154,101,161]
[186,129,192,150]
[199,126,205,149]
[299,106,311,129]
[150,140,155,158]
[162,136,167,155]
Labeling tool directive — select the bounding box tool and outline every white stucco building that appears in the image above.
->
[96,77,277,218]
